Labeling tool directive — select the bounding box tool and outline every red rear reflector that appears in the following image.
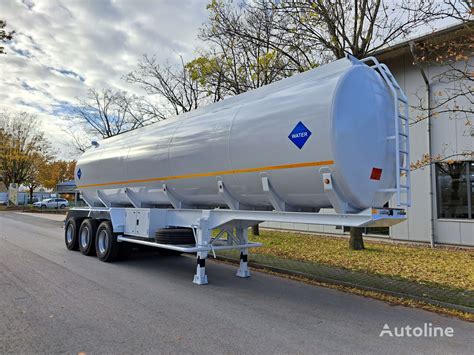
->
[370,168,382,180]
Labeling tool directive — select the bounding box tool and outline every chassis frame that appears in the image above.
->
[66,206,406,284]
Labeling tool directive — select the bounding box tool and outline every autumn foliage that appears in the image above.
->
[0,111,75,198]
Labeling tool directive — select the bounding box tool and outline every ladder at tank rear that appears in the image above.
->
[361,56,411,208]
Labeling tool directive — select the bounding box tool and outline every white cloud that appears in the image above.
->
[0,0,209,159]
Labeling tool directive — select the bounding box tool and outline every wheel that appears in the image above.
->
[155,228,195,245]
[79,219,99,256]
[95,221,121,262]
[41,204,46,210]
[60,204,66,209]
[65,217,81,251]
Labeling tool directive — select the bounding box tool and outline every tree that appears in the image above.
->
[349,228,365,250]
[22,156,75,202]
[24,152,50,202]
[24,156,76,199]
[70,88,159,139]
[202,0,316,72]
[127,55,212,115]
[251,225,260,236]
[0,20,14,54]
[127,3,294,114]
[38,160,76,190]
[197,1,295,96]
[410,22,473,169]
[61,121,91,154]
[0,111,51,189]
[208,0,468,63]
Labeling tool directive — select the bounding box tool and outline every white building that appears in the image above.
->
[263,24,473,247]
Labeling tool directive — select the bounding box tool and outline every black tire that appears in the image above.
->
[65,217,81,251]
[60,204,66,209]
[79,219,99,256]
[155,228,195,245]
[95,221,121,262]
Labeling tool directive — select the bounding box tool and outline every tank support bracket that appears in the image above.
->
[217,179,251,210]
[97,190,112,208]
[320,170,351,214]
[162,184,190,209]
[124,188,147,208]
[261,176,296,212]
[217,179,240,210]
[80,193,94,208]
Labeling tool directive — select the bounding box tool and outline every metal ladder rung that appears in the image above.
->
[377,188,396,192]
[401,168,410,172]
[400,150,408,155]
[398,114,408,121]
[399,132,408,138]
[398,97,408,104]
[377,184,410,192]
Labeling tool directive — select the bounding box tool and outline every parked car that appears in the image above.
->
[33,198,69,209]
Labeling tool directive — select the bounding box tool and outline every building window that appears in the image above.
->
[436,161,473,219]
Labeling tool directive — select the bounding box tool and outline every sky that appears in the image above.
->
[0,0,209,159]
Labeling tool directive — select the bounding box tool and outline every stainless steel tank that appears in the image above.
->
[75,56,398,212]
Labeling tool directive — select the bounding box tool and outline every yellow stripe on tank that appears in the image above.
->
[76,159,335,189]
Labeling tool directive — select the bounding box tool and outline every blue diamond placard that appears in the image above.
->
[77,168,82,180]
[288,121,312,149]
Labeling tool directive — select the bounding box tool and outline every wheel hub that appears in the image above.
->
[66,224,74,244]
[98,230,108,254]
[80,227,90,248]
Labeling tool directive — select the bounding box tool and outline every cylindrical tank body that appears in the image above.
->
[76,56,396,212]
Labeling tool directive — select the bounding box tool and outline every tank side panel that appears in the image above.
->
[76,57,354,209]
[165,107,240,206]
[228,75,342,208]
[124,118,180,205]
[75,138,131,206]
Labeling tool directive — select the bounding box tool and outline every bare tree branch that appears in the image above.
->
[69,88,161,139]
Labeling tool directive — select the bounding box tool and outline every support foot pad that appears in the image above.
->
[193,274,208,285]
[236,268,251,278]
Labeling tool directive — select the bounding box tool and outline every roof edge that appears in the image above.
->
[371,21,472,59]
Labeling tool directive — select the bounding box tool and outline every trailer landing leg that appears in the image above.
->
[236,251,250,278]
[193,253,208,285]
[193,218,210,285]
[236,227,250,278]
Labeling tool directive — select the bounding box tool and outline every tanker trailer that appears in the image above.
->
[65,55,410,284]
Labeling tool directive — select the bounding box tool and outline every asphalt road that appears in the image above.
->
[0,212,473,354]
